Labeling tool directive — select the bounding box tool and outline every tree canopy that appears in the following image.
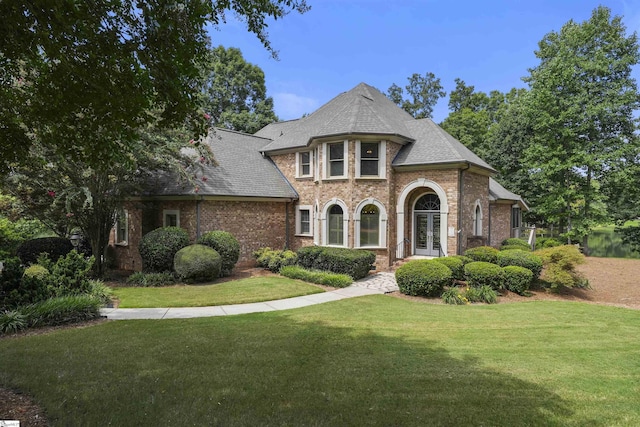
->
[201,46,278,134]
[387,72,446,119]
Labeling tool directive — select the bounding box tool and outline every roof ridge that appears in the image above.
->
[213,127,273,142]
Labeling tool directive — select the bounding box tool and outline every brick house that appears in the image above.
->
[110,83,527,271]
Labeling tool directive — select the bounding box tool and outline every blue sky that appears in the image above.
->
[208,0,640,124]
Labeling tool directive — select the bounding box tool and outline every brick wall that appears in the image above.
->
[490,203,512,247]
[461,171,490,252]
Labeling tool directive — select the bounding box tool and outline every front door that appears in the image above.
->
[414,212,441,256]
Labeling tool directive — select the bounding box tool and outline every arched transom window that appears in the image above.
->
[415,193,440,211]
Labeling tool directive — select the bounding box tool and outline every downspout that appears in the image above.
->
[457,163,471,255]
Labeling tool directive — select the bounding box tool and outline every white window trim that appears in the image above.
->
[313,200,320,245]
[321,198,349,247]
[473,200,483,236]
[295,205,313,236]
[354,198,387,249]
[355,140,386,179]
[295,150,314,179]
[322,140,349,180]
[115,210,128,246]
[163,209,180,228]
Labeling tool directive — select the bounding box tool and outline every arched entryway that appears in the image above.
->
[396,179,449,258]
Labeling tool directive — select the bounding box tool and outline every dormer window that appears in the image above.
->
[296,151,313,178]
[356,141,386,178]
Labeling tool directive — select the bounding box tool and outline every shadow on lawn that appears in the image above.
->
[0,313,590,426]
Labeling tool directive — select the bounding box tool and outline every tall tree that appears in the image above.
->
[523,6,640,252]
[386,72,446,119]
[201,46,278,134]
[0,0,309,172]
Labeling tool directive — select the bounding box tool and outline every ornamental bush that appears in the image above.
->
[173,244,221,283]
[500,238,530,250]
[44,251,95,297]
[535,245,588,290]
[496,249,543,279]
[14,265,53,306]
[433,256,469,281]
[279,265,353,288]
[464,261,505,290]
[503,266,534,295]
[395,260,452,297]
[296,246,375,280]
[16,237,73,266]
[500,245,531,252]
[535,237,564,250]
[197,231,240,277]
[253,248,298,273]
[139,227,189,272]
[464,246,499,264]
[0,257,25,309]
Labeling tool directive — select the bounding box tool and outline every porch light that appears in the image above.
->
[69,232,82,248]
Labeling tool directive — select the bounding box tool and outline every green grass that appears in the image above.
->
[111,276,324,308]
[1,297,639,426]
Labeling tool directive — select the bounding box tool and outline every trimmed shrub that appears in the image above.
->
[464,261,505,290]
[12,265,53,306]
[500,245,531,252]
[139,227,189,272]
[16,237,73,266]
[21,295,101,327]
[464,246,499,264]
[501,238,530,250]
[126,272,177,287]
[197,231,240,277]
[0,257,25,309]
[280,265,353,288]
[503,266,533,295]
[296,246,375,280]
[535,245,588,290]
[395,260,452,297]
[433,256,468,281]
[173,244,221,283]
[496,250,543,279]
[267,250,298,273]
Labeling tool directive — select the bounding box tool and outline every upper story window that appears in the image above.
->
[163,209,180,228]
[296,151,313,178]
[356,141,386,178]
[323,141,348,179]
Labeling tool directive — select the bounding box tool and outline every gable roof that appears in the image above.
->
[257,82,495,173]
[489,178,529,210]
[145,128,298,200]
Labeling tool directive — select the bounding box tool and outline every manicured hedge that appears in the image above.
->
[139,227,189,272]
[503,266,534,295]
[464,246,499,264]
[197,231,240,277]
[280,265,353,288]
[464,261,505,290]
[432,256,469,281]
[296,246,375,280]
[395,259,452,297]
[500,245,531,252]
[254,248,298,273]
[496,249,543,279]
[16,237,73,266]
[500,238,530,250]
[173,244,221,283]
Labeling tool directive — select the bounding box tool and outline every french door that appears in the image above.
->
[414,212,441,256]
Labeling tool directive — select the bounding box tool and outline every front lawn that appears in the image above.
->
[1,297,639,426]
[111,276,325,308]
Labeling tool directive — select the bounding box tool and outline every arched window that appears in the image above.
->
[355,198,388,248]
[328,204,344,246]
[473,203,483,236]
[415,193,440,211]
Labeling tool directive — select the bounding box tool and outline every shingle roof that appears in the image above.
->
[257,83,495,172]
[146,128,298,199]
[489,178,529,210]
[257,83,416,153]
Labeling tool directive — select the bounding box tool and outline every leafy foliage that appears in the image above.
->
[395,260,452,297]
[464,246,499,264]
[387,72,446,119]
[139,227,190,273]
[279,265,353,288]
[501,238,530,250]
[197,230,240,277]
[295,247,375,280]
[496,250,543,279]
[173,244,222,283]
[20,295,102,328]
[254,248,298,273]
[0,310,27,334]
[535,245,588,290]
[464,262,505,290]
[41,251,95,297]
[432,256,469,281]
[16,237,73,266]
[0,257,26,309]
[502,266,534,295]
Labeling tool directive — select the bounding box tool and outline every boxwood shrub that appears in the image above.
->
[197,231,240,277]
[395,259,452,297]
[139,227,189,272]
[503,265,534,295]
[500,245,531,252]
[464,246,499,264]
[464,261,505,290]
[296,246,375,280]
[496,249,543,279]
[173,244,221,283]
[500,238,530,250]
[16,237,73,265]
[433,256,469,281]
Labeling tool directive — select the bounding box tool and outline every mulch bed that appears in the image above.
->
[2,257,639,425]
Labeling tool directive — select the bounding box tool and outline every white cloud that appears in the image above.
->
[273,92,320,120]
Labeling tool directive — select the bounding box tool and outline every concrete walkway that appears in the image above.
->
[100,272,400,320]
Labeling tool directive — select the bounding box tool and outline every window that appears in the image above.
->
[415,193,440,211]
[322,199,349,246]
[473,203,483,236]
[323,141,348,179]
[163,209,180,227]
[356,141,386,178]
[115,210,128,245]
[355,199,387,248]
[328,205,344,245]
[296,151,313,178]
[296,205,313,236]
[511,206,522,237]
